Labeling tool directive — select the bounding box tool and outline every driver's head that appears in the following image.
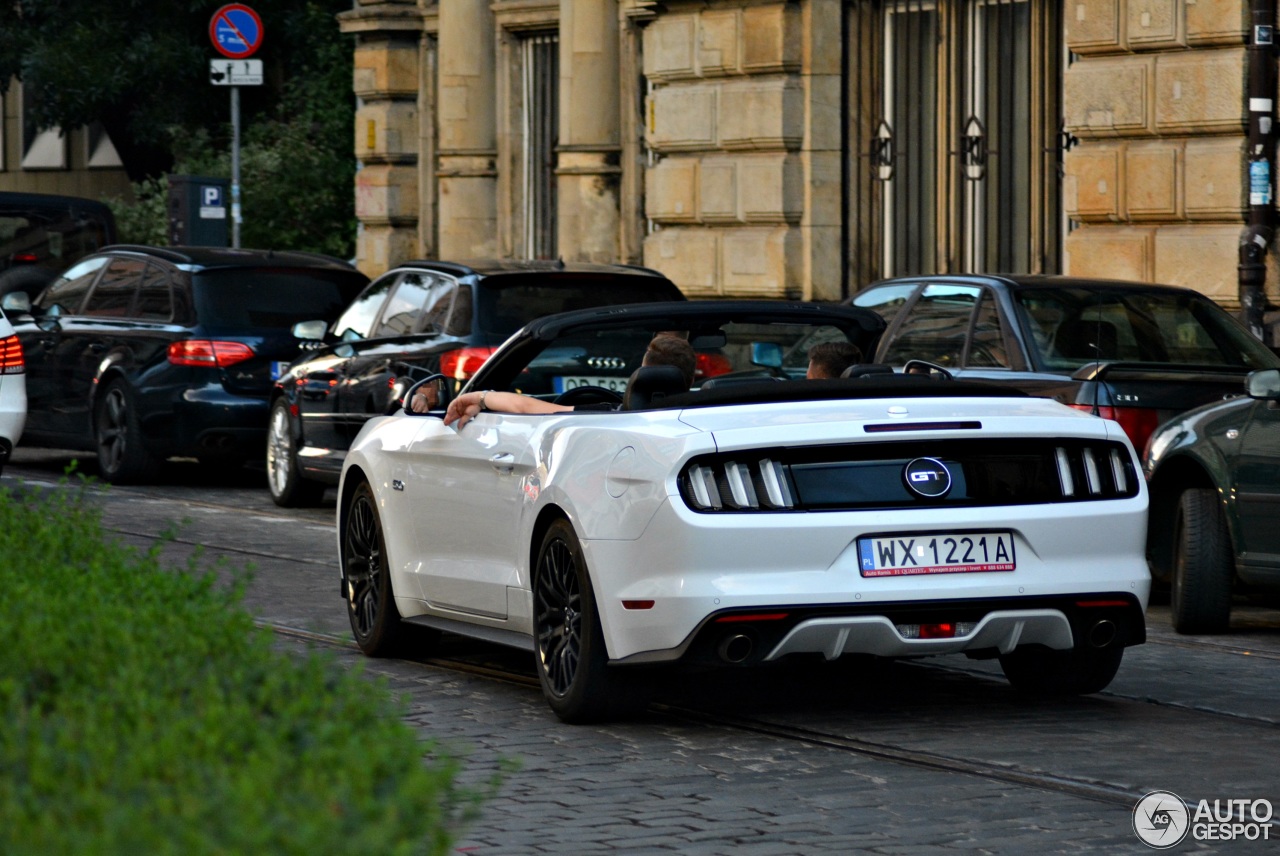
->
[641,335,697,389]
[806,341,862,379]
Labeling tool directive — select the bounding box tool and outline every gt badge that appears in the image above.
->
[903,457,952,499]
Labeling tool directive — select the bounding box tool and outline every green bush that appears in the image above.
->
[0,481,489,855]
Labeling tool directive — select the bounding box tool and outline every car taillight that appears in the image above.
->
[440,346,498,380]
[167,340,256,368]
[695,352,733,379]
[0,335,24,374]
[1069,404,1161,454]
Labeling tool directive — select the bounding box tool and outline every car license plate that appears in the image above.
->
[553,375,629,393]
[857,531,1016,577]
[270,361,287,381]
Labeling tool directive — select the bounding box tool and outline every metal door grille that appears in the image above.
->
[844,0,1063,290]
[522,33,559,260]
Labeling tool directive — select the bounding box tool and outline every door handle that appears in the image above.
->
[490,452,515,474]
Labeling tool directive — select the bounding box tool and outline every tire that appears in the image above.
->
[999,641,1124,696]
[343,481,411,657]
[95,378,161,484]
[1171,487,1234,634]
[266,398,326,507]
[533,518,647,723]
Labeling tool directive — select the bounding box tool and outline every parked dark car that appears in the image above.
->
[0,192,117,300]
[3,245,369,483]
[267,259,686,506]
[1143,367,1280,633]
[851,275,1280,454]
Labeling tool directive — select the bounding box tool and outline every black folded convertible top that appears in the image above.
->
[646,375,1030,411]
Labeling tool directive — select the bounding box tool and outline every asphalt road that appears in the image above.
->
[6,448,1280,854]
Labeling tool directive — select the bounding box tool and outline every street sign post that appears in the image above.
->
[208,4,263,249]
[209,59,263,86]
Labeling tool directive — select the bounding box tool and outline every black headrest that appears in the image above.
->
[840,363,894,379]
[623,365,688,410]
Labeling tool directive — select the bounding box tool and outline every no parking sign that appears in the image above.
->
[209,4,264,59]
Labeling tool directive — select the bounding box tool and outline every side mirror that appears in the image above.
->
[36,303,62,332]
[291,319,327,341]
[397,374,451,415]
[1,292,31,315]
[1245,367,1280,400]
[750,341,784,370]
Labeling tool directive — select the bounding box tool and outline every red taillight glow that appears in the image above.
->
[713,612,790,623]
[1077,599,1130,608]
[10,252,38,264]
[167,340,256,368]
[440,346,498,381]
[919,623,956,639]
[0,335,24,374]
[1070,404,1161,454]
[621,600,655,610]
[695,352,733,379]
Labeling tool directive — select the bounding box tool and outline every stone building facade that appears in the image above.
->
[341,0,1279,310]
[1063,0,1277,308]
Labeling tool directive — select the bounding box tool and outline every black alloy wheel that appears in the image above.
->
[94,378,160,484]
[533,518,646,723]
[266,398,326,507]
[1171,488,1234,634]
[343,481,407,656]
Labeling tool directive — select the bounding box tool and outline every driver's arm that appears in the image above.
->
[445,390,572,428]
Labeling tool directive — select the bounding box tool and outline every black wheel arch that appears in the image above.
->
[1146,456,1218,581]
[337,465,371,584]
[529,504,571,586]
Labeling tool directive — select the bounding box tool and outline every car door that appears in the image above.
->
[1233,400,1280,570]
[293,272,402,453]
[398,412,539,619]
[335,272,453,443]
[70,257,149,434]
[19,255,108,441]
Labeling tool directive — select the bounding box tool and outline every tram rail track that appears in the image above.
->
[260,620,1244,813]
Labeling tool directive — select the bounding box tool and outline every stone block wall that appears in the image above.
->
[1062,0,1279,306]
[341,4,426,277]
[641,2,840,299]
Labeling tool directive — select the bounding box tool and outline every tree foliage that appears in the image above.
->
[1,1,357,257]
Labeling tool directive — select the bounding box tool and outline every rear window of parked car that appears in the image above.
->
[478,275,683,336]
[193,268,367,333]
[1014,287,1277,371]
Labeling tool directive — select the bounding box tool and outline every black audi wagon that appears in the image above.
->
[4,245,369,482]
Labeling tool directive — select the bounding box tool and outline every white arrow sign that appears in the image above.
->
[209,59,263,86]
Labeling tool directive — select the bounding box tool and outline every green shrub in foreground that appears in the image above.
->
[0,482,491,855]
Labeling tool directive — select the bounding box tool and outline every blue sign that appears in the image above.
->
[199,186,227,220]
[209,5,264,59]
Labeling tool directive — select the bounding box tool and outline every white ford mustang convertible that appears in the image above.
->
[337,301,1149,722]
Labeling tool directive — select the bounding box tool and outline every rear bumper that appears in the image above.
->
[140,382,269,458]
[585,494,1150,663]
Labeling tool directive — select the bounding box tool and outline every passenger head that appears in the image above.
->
[806,341,863,379]
[642,335,697,389]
